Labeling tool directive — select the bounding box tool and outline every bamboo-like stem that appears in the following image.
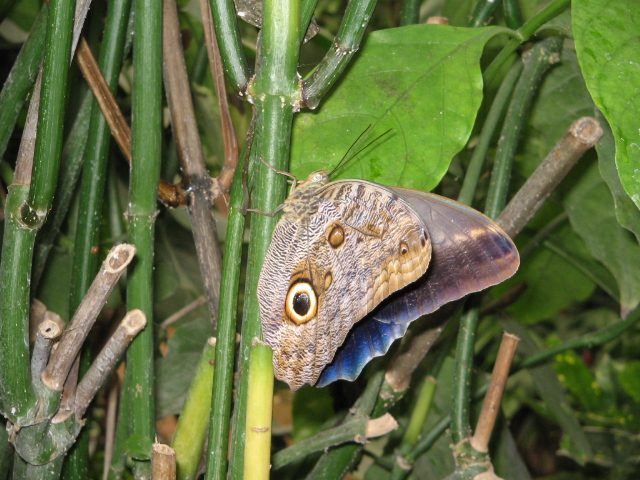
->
[400,0,421,25]
[75,310,147,418]
[152,443,176,480]
[0,5,48,161]
[122,0,163,474]
[227,0,300,476]
[205,148,248,478]
[306,371,384,477]
[502,0,524,29]
[32,92,92,289]
[402,376,437,447]
[301,0,378,109]
[200,0,239,193]
[273,412,397,470]
[206,0,249,92]
[42,244,136,391]
[75,36,185,207]
[31,318,63,385]
[243,342,274,480]
[497,117,603,237]
[457,60,523,206]
[102,382,118,480]
[172,338,216,480]
[484,0,570,88]
[469,0,499,27]
[450,308,479,444]
[485,36,562,219]
[26,0,77,218]
[470,333,519,453]
[163,0,223,324]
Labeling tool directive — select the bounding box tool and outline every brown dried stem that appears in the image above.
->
[42,243,136,391]
[74,37,185,206]
[470,332,520,453]
[152,443,177,480]
[497,116,603,237]
[31,317,63,384]
[75,309,147,418]
[163,0,223,322]
[200,0,239,193]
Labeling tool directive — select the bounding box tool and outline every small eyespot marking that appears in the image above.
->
[285,282,317,325]
[324,272,333,289]
[328,224,345,248]
[420,233,427,247]
[400,241,409,256]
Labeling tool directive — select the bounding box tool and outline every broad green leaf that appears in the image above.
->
[596,116,640,244]
[617,361,640,404]
[565,165,640,317]
[291,25,508,190]
[573,0,640,210]
[554,349,605,412]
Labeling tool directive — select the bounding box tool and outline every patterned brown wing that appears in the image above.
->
[257,180,432,390]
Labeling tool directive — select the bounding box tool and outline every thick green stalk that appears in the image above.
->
[27,0,77,217]
[173,339,216,480]
[243,343,274,480]
[0,185,37,422]
[227,0,300,477]
[402,376,437,447]
[0,5,48,161]
[457,60,522,206]
[469,0,499,27]
[484,0,569,87]
[205,154,247,478]
[301,0,378,108]
[207,0,249,92]
[502,0,523,29]
[400,0,421,25]
[485,36,562,219]
[122,0,163,475]
[63,2,131,478]
[450,308,479,444]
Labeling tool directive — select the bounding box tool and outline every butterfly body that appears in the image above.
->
[257,173,519,390]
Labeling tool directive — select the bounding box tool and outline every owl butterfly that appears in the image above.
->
[257,171,519,390]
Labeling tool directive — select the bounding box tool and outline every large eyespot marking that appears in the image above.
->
[327,224,345,248]
[285,281,317,325]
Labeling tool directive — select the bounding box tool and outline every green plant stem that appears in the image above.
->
[400,0,421,25]
[502,0,523,29]
[469,0,499,27]
[227,0,300,477]
[485,36,562,219]
[0,5,48,161]
[457,60,523,206]
[207,0,249,92]
[205,153,248,479]
[0,185,37,423]
[243,342,274,480]
[401,376,437,447]
[300,0,318,43]
[63,2,131,478]
[122,0,163,474]
[484,0,569,88]
[301,0,378,109]
[173,339,216,480]
[306,371,384,478]
[32,91,92,288]
[450,308,479,444]
[27,0,77,218]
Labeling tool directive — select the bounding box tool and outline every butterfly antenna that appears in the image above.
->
[329,126,394,178]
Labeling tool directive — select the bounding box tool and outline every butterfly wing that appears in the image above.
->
[258,180,432,390]
[316,188,519,387]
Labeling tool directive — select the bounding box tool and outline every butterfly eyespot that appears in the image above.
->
[327,224,345,248]
[400,241,409,255]
[324,272,333,289]
[285,282,317,325]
